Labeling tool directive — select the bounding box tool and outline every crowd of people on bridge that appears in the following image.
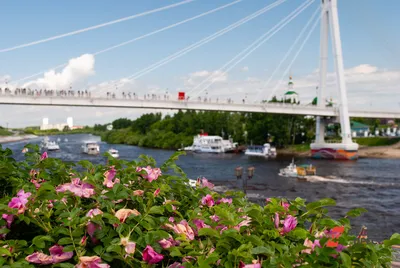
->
[0,87,92,98]
[0,87,255,105]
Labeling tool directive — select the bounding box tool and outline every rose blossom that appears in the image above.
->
[56,178,95,198]
[142,245,164,264]
[103,166,120,188]
[75,256,110,268]
[25,245,73,265]
[201,194,215,207]
[115,209,141,223]
[8,189,31,214]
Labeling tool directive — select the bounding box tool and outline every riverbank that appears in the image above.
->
[0,134,38,144]
[278,141,400,159]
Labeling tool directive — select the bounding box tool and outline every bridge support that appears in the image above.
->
[311,0,359,160]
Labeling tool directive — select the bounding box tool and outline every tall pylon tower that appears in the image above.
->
[311,0,359,160]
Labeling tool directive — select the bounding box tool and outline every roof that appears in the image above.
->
[284,91,298,95]
[350,121,370,129]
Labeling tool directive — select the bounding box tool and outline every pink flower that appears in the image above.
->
[86,208,103,218]
[103,167,120,188]
[281,201,290,210]
[158,236,179,249]
[76,256,110,268]
[25,245,73,265]
[165,220,195,240]
[8,189,31,214]
[137,166,162,182]
[133,190,144,196]
[182,256,196,263]
[234,216,252,231]
[274,213,280,229]
[31,178,44,189]
[197,178,214,189]
[239,261,261,268]
[168,262,184,268]
[2,214,14,228]
[153,188,161,197]
[218,198,232,205]
[266,198,272,203]
[56,178,95,198]
[115,209,141,223]
[201,194,214,207]
[193,219,210,231]
[282,215,297,234]
[142,245,164,264]
[302,238,321,254]
[210,214,220,222]
[87,222,101,243]
[168,217,175,223]
[40,152,48,160]
[80,236,87,246]
[120,237,136,254]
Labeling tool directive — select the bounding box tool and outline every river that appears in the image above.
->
[2,133,399,241]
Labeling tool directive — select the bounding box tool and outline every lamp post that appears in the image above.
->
[235,167,243,191]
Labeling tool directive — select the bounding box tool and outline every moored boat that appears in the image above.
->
[81,141,100,155]
[108,148,119,158]
[184,134,238,154]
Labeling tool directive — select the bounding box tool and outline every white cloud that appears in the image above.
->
[183,70,228,87]
[22,54,95,89]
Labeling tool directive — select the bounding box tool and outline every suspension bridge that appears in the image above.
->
[1,0,398,160]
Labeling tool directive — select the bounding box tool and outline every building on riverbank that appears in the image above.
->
[40,117,74,131]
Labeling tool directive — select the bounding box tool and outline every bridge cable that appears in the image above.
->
[0,0,196,53]
[265,11,320,102]
[106,0,288,91]
[190,0,315,99]
[252,5,320,103]
[13,0,245,84]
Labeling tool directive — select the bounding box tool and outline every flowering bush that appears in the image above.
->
[0,145,399,267]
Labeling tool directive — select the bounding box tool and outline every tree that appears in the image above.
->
[112,118,133,129]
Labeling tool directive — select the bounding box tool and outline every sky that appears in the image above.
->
[0,0,399,128]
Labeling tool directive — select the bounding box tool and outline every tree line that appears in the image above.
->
[97,110,316,150]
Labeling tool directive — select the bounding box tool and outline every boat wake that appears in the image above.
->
[304,175,400,187]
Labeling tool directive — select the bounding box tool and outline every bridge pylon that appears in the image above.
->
[310,0,359,160]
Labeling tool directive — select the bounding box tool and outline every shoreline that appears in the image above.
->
[0,134,38,144]
[278,142,400,159]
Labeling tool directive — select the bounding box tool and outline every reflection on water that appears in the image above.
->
[2,134,400,241]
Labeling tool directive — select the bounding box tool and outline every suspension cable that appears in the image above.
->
[266,12,320,102]
[0,0,196,53]
[252,5,320,103]
[191,0,315,99]
[107,0,288,91]
[13,0,245,84]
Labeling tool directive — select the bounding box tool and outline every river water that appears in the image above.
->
[2,133,399,241]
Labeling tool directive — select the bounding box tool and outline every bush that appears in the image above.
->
[0,145,398,267]
[355,137,400,147]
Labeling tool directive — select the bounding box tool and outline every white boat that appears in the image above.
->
[64,138,68,142]
[108,148,119,158]
[183,134,237,154]
[269,147,277,157]
[245,143,277,157]
[279,159,298,177]
[245,144,271,157]
[41,137,60,151]
[81,141,100,155]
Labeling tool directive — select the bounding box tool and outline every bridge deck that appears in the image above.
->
[0,95,399,119]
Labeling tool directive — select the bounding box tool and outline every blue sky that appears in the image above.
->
[1,0,400,127]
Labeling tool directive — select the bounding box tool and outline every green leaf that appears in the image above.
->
[0,248,11,256]
[58,237,73,245]
[32,236,46,248]
[54,263,75,268]
[0,228,10,235]
[62,245,75,252]
[198,228,219,238]
[170,247,182,257]
[290,228,309,239]
[148,206,164,215]
[340,252,351,268]
[251,246,273,255]
[346,208,368,217]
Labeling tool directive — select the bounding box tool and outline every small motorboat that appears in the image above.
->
[108,148,119,158]
[82,141,100,155]
[64,138,68,142]
[279,159,298,177]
